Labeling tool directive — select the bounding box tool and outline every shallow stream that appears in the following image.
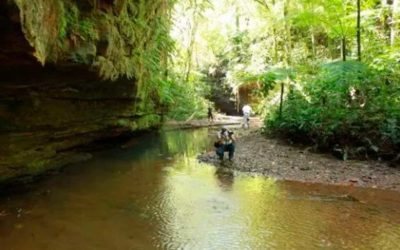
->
[0,128,399,249]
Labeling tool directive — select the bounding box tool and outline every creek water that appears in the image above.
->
[0,128,400,250]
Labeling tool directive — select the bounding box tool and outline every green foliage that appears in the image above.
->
[266,61,400,158]
[238,67,295,98]
[15,0,174,110]
[161,74,209,121]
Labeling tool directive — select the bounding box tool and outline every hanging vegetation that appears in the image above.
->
[14,0,174,105]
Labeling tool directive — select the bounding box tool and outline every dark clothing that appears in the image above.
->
[208,108,213,120]
[216,143,235,161]
[215,128,235,161]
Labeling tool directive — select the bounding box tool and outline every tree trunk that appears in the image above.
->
[279,81,285,117]
[272,28,279,63]
[236,90,240,113]
[341,37,347,61]
[236,6,240,32]
[382,0,397,45]
[279,0,292,117]
[357,0,361,61]
[311,31,316,59]
[184,0,199,83]
[284,0,292,65]
[389,0,398,46]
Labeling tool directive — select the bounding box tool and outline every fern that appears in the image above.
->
[14,0,175,108]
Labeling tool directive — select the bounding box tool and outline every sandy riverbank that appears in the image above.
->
[198,127,400,192]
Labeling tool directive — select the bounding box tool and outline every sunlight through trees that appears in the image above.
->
[170,0,400,159]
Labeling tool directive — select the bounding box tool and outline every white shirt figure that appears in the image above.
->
[242,105,252,116]
[242,105,252,128]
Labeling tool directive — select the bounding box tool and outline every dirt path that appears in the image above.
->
[198,118,400,192]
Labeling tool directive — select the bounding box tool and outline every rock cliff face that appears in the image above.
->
[0,1,170,184]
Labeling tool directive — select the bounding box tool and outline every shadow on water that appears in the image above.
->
[0,128,400,249]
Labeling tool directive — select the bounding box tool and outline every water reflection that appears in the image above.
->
[0,129,399,250]
[215,168,235,191]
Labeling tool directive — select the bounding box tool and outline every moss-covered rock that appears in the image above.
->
[0,65,162,185]
[0,0,172,184]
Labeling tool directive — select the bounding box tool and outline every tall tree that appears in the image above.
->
[357,0,361,61]
[184,0,199,83]
[389,0,399,46]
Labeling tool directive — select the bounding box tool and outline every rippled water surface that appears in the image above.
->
[1,129,400,249]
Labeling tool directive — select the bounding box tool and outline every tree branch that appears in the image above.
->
[253,0,270,11]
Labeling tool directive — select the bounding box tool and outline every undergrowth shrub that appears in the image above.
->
[160,75,209,121]
[265,61,400,159]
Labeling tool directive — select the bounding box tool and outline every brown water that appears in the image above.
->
[0,128,400,250]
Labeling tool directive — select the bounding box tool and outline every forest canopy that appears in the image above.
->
[171,0,400,159]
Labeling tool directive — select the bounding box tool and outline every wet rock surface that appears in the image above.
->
[0,66,161,184]
[198,128,400,191]
[0,1,164,185]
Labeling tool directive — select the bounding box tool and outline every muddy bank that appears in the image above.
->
[198,129,400,192]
